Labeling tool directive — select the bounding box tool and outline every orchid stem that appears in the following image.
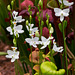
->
[62,22,68,75]
[30,46,33,75]
[29,13,34,74]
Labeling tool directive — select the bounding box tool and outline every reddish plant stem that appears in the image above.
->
[19,0,21,10]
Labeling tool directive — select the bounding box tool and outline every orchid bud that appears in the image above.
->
[39,0,43,6]
[28,5,31,9]
[49,23,52,28]
[46,13,48,18]
[13,0,15,1]
[46,14,49,20]
[30,15,32,20]
[28,8,30,12]
[46,20,49,26]
[13,38,16,45]
[30,11,32,15]
[38,5,40,10]
[7,5,11,11]
[41,21,44,26]
[11,1,14,6]
[38,16,41,21]
[16,34,18,38]
[26,20,29,25]
[47,15,49,20]
[12,29,14,33]
[35,31,40,37]
[37,12,39,16]
[50,27,54,34]
[28,5,31,12]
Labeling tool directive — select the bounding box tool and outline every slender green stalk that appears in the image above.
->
[30,46,34,75]
[62,23,68,75]
[61,1,68,74]
[38,0,44,74]
[29,14,34,74]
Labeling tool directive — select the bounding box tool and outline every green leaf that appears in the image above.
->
[0,0,9,29]
[40,61,65,75]
[63,20,67,29]
[15,60,24,75]
[49,56,55,63]
[58,23,62,32]
[0,25,9,43]
[34,72,39,75]
[20,56,32,67]
[0,52,7,56]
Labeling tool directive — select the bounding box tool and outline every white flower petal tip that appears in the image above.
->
[12,11,18,18]
[60,15,64,22]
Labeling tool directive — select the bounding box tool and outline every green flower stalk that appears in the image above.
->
[62,21,68,75]
[28,6,34,74]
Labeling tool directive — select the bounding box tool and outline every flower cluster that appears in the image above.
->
[6,11,25,62]
[54,0,74,22]
[25,22,63,52]
[6,11,25,37]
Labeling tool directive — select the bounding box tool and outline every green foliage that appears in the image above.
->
[0,52,7,56]
[63,20,67,29]
[40,61,65,75]
[58,20,67,32]
[58,23,62,32]
[0,25,8,42]
[15,60,24,75]
[0,0,9,43]
[0,0,9,29]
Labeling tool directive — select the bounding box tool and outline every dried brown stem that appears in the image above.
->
[66,45,75,60]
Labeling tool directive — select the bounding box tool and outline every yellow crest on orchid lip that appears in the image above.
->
[13,48,16,50]
[14,22,16,25]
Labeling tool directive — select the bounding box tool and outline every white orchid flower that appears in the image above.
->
[6,25,24,37]
[26,23,34,31]
[11,47,17,51]
[14,16,25,23]
[26,23,39,37]
[53,39,63,52]
[6,50,19,62]
[6,47,19,62]
[59,0,74,6]
[30,27,39,37]
[54,8,70,22]
[25,37,40,48]
[40,36,53,49]
[12,11,25,23]
[12,11,18,18]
